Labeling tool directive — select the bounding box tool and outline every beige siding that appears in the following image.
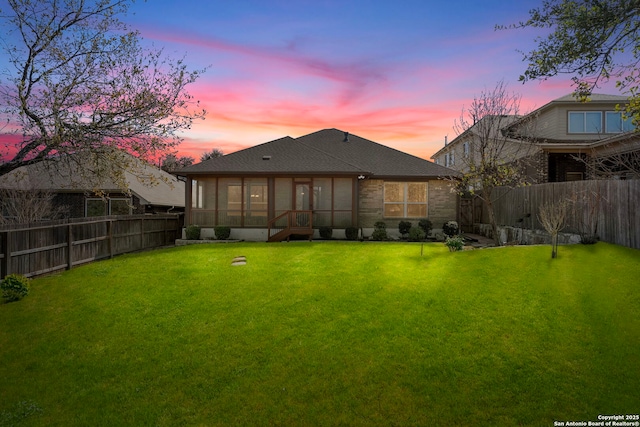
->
[526,102,625,141]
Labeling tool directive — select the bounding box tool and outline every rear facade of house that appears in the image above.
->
[179,129,459,241]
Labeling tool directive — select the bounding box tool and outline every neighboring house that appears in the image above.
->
[432,94,639,182]
[178,128,458,241]
[0,151,184,220]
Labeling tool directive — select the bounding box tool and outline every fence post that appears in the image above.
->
[66,224,73,270]
[140,217,145,249]
[1,230,10,278]
[107,220,113,259]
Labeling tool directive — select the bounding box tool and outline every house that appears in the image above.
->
[431,94,639,182]
[0,151,184,220]
[178,128,458,241]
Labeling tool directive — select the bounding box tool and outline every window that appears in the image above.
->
[605,111,635,133]
[86,199,106,217]
[565,172,584,181]
[568,111,602,133]
[384,182,427,218]
[444,152,455,167]
[463,142,470,158]
[110,199,131,215]
[86,197,131,216]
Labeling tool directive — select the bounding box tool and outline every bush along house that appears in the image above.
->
[178,129,459,241]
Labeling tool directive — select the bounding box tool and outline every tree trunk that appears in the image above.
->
[485,198,501,246]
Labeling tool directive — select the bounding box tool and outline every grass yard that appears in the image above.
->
[1,241,639,426]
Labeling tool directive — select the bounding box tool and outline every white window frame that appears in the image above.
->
[605,111,635,133]
[568,111,603,134]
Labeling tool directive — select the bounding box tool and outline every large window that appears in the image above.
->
[384,182,427,218]
[568,111,602,133]
[605,111,635,133]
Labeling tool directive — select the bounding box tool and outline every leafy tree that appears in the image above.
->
[451,81,538,246]
[0,0,205,191]
[200,148,224,162]
[506,0,640,123]
[161,154,195,172]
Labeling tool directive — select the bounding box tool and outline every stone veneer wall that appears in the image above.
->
[358,179,458,231]
[427,180,458,227]
[358,179,384,228]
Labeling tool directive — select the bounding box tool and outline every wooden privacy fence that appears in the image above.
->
[0,215,183,279]
[487,180,640,249]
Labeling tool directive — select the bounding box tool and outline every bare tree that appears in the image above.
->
[0,0,205,191]
[200,148,224,162]
[0,189,68,224]
[585,141,640,179]
[452,81,539,246]
[538,200,568,259]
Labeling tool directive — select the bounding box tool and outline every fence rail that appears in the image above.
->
[486,180,640,249]
[0,215,183,279]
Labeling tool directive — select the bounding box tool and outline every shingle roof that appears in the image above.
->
[0,153,185,207]
[552,93,628,102]
[181,129,456,178]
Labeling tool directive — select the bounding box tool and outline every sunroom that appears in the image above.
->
[188,175,358,241]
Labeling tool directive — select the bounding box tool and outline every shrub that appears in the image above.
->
[408,226,425,242]
[442,220,459,238]
[580,234,598,245]
[1,274,30,302]
[345,227,359,241]
[418,219,433,237]
[371,221,388,241]
[319,226,333,239]
[214,226,231,240]
[445,236,465,252]
[185,225,201,240]
[398,221,412,237]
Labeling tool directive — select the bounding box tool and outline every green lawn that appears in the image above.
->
[1,242,639,426]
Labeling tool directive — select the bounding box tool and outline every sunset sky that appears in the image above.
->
[2,0,621,162]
